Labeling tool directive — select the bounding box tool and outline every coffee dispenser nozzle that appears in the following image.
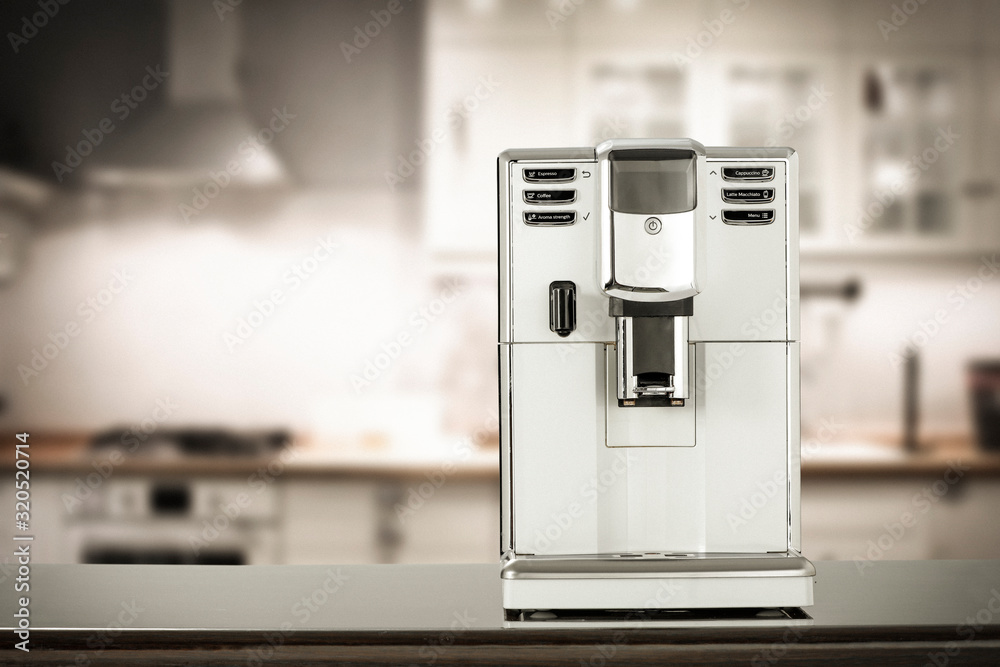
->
[597,139,707,406]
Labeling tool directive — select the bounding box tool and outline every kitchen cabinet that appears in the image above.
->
[284,468,1000,565]
[8,442,999,566]
[283,479,380,564]
[929,480,1000,558]
[282,476,498,565]
[842,0,979,51]
[714,54,841,239]
[0,476,65,565]
[839,55,979,253]
[1,471,282,566]
[422,42,575,256]
[973,54,1000,248]
[423,0,999,259]
[391,479,498,563]
[802,476,1000,561]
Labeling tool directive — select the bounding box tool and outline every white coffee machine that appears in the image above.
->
[498,139,814,612]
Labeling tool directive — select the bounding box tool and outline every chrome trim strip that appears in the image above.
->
[502,555,816,580]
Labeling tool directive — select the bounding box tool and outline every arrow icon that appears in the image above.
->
[709,215,716,220]
[710,170,717,175]
[582,171,591,178]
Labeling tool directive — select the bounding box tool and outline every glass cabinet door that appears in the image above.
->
[720,59,834,239]
[848,57,976,251]
[576,55,690,145]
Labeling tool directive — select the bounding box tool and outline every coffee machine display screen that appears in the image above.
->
[610,149,697,215]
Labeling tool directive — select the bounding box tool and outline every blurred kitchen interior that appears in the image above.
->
[0,0,998,567]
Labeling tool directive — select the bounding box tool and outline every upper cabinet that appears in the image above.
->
[422,0,1000,259]
[834,56,980,254]
[715,55,838,240]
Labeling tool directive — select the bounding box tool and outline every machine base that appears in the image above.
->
[502,554,815,611]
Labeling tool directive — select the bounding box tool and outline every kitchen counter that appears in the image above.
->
[1,560,999,665]
[9,432,1000,478]
[5,433,500,479]
[801,435,1000,477]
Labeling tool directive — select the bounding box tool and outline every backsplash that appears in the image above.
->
[800,256,1000,438]
[0,188,482,439]
[1,184,995,445]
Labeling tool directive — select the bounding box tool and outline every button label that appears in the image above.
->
[722,166,775,182]
[722,188,775,203]
[523,211,576,226]
[523,168,576,183]
[722,209,775,225]
[523,190,576,204]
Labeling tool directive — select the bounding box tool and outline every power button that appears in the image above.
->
[644,217,662,235]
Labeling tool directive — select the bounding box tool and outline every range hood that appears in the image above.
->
[82,0,286,189]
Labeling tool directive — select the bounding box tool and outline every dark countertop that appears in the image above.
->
[2,560,1000,665]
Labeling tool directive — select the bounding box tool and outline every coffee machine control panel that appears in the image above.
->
[501,143,796,348]
[516,163,594,227]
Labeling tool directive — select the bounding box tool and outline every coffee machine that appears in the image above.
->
[498,139,814,612]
